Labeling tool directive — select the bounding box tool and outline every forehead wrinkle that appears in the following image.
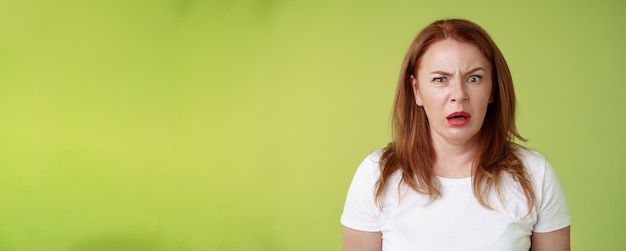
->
[418,40,490,77]
[424,59,488,77]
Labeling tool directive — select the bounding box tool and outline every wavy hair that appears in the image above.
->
[375,19,535,211]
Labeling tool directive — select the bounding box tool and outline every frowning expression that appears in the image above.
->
[412,39,493,146]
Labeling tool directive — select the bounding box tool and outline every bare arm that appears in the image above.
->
[530,226,570,251]
[342,226,382,251]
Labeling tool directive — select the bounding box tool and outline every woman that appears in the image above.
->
[341,19,570,251]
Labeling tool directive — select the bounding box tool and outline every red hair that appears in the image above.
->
[375,19,535,210]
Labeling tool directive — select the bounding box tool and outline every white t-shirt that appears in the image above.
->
[341,147,570,251]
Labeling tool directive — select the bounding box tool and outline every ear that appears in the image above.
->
[411,75,423,106]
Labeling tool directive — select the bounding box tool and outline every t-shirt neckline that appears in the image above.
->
[437,176,472,185]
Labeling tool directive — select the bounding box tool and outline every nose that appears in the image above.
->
[450,80,469,103]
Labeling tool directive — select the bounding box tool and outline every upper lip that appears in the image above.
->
[446,111,471,119]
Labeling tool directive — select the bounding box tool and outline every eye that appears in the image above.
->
[467,75,482,83]
[433,77,446,83]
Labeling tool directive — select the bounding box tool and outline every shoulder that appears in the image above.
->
[513,147,571,232]
[365,149,384,163]
[341,150,387,231]
[514,146,549,175]
[352,149,385,180]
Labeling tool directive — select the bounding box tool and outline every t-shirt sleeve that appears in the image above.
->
[533,157,571,233]
[340,152,382,232]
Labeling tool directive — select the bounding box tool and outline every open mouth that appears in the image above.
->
[447,114,468,120]
[447,111,471,120]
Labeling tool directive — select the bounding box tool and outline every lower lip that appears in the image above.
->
[447,117,470,126]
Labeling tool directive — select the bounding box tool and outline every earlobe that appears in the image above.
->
[411,75,423,106]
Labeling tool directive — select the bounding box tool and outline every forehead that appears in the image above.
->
[417,39,491,72]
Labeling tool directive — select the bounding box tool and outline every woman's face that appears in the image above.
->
[412,39,493,146]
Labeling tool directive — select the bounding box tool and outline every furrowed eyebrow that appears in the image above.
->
[466,67,486,74]
[429,67,486,75]
[430,71,453,76]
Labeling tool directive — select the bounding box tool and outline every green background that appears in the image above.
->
[1,0,624,250]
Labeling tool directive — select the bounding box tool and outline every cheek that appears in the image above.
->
[419,94,447,118]
[422,92,448,107]
[470,91,493,117]
[472,85,493,103]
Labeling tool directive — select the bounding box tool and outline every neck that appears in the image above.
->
[431,135,480,179]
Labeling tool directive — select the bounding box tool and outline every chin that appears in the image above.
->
[443,131,480,144]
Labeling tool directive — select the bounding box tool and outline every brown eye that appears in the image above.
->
[433,77,445,83]
[468,75,481,83]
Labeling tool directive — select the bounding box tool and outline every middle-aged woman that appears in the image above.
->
[341,19,571,251]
